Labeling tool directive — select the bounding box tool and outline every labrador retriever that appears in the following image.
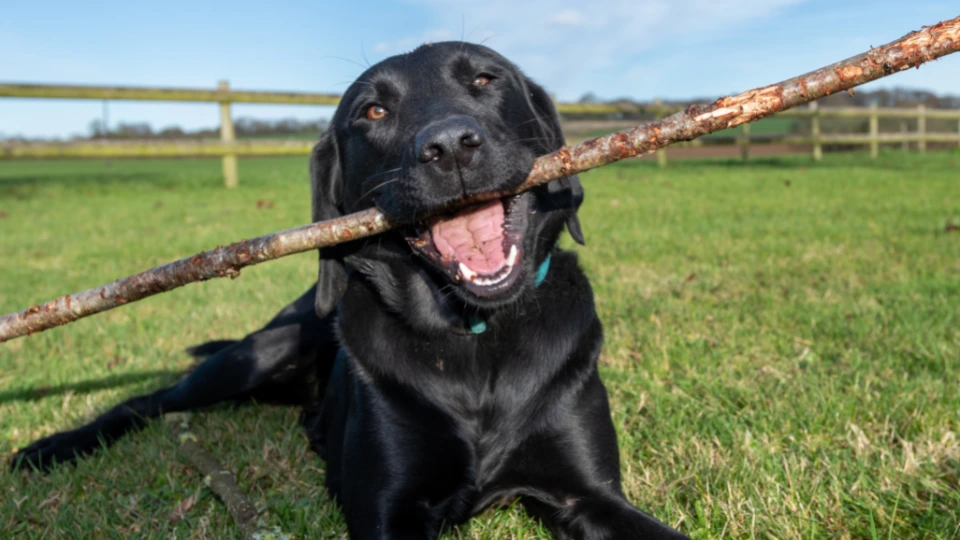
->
[12,42,688,539]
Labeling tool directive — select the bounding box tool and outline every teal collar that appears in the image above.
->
[466,313,489,334]
[534,250,552,288]
[467,251,552,335]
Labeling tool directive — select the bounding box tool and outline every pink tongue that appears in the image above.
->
[431,200,506,275]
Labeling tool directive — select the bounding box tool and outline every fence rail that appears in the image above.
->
[0,82,640,113]
[0,140,315,160]
[0,82,341,105]
[2,81,959,181]
[775,105,960,119]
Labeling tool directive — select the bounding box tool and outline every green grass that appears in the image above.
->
[571,117,797,141]
[1,151,959,538]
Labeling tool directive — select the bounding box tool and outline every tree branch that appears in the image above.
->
[166,413,281,539]
[1,15,958,343]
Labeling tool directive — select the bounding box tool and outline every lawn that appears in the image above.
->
[568,116,797,142]
[1,151,958,538]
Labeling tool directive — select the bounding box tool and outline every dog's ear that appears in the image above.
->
[522,78,587,245]
[520,76,565,154]
[310,130,348,317]
[547,174,585,245]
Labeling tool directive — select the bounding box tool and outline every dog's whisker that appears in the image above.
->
[360,40,372,69]
[509,112,556,130]
[330,80,373,90]
[359,178,399,202]
[364,167,403,181]
[317,54,370,71]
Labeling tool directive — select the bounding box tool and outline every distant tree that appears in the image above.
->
[89,119,105,138]
[112,122,153,139]
[234,116,330,137]
[577,92,600,104]
[158,125,186,139]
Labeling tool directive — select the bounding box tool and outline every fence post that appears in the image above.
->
[219,80,238,188]
[869,103,879,159]
[740,122,751,162]
[810,101,822,162]
[900,121,908,151]
[917,104,926,154]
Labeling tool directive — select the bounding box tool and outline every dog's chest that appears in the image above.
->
[411,332,579,472]
[335,262,601,491]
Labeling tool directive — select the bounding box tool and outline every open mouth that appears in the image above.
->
[405,195,527,297]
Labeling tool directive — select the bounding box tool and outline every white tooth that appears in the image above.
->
[459,263,477,281]
[476,269,509,286]
[459,246,519,287]
[507,245,518,266]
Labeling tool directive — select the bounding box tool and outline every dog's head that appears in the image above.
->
[312,42,584,323]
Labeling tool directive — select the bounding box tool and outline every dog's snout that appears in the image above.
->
[415,117,485,169]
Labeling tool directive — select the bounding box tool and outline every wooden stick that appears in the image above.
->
[165,413,277,539]
[1,15,958,343]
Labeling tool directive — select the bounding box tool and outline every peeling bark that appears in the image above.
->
[1,15,958,343]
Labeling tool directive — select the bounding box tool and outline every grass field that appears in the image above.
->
[1,151,958,538]
[569,117,798,142]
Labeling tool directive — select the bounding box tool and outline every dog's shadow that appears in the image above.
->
[0,370,178,405]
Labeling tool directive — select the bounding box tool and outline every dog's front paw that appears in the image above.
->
[10,429,103,472]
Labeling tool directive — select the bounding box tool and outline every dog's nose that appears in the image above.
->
[415,117,485,170]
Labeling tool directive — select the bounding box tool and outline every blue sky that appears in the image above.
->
[1,1,957,139]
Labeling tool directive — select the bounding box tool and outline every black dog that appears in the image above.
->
[13,42,688,539]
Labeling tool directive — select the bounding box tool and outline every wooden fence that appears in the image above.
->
[2,82,959,185]
[745,102,960,161]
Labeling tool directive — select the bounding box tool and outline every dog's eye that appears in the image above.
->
[472,74,492,88]
[366,105,388,120]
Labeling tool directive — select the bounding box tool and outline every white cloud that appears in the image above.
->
[394,0,808,99]
[548,9,587,26]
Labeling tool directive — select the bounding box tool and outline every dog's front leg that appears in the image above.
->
[338,416,475,539]
[524,492,689,540]
[509,372,690,540]
[321,361,476,539]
